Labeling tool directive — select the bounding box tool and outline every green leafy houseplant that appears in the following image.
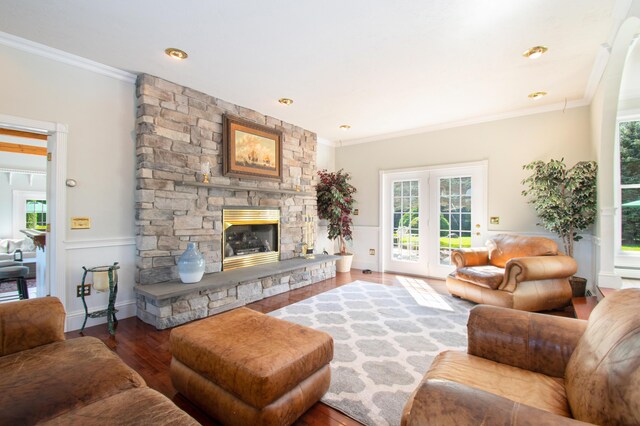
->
[316,169,357,255]
[521,158,597,258]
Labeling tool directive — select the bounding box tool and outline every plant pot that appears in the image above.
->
[335,253,354,273]
[569,276,587,297]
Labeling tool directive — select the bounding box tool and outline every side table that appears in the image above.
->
[80,262,119,335]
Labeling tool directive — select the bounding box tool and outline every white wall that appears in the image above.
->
[335,107,595,278]
[0,42,137,329]
[317,141,336,171]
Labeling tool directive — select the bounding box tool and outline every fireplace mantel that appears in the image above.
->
[182,181,315,197]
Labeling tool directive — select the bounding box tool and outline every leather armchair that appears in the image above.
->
[446,234,576,311]
[402,288,640,425]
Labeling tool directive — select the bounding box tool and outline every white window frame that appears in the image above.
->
[614,111,640,271]
[12,190,46,239]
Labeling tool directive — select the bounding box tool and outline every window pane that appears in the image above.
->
[620,121,640,185]
[394,182,402,197]
[440,179,450,196]
[461,196,471,212]
[461,213,471,231]
[410,181,419,196]
[460,232,472,248]
[450,195,460,211]
[461,177,471,195]
[451,178,461,195]
[402,182,410,196]
[621,187,640,251]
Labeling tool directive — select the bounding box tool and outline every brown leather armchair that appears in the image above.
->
[446,234,576,311]
[402,288,640,425]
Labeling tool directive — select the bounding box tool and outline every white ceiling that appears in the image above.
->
[0,0,624,144]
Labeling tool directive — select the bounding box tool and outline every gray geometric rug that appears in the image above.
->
[269,280,474,426]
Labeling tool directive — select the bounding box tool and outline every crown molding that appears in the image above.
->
[0,31,136,84]
[317,137,337,147]
[335,98,590,147]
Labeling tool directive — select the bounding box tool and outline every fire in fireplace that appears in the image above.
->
[222,208,280,270]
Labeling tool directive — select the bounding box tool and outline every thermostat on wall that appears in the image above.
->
[71,217,91,229]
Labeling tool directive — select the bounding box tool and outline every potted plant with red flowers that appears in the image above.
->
[316,169,357,272]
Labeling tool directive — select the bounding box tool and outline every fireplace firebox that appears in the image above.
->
[222,208,280,270]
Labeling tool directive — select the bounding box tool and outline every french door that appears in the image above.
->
[381,163,486,278]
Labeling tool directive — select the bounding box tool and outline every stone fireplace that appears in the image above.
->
[133,74,337,329]
[223,208,279,270]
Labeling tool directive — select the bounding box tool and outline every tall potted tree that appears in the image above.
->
[521,158,597,296]
[316,169,357,272]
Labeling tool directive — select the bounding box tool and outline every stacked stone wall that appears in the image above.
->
[135,74,317,284]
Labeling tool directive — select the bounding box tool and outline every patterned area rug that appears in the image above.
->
[269,279,474,426]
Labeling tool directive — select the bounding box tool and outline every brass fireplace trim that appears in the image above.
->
[222,209,280,271]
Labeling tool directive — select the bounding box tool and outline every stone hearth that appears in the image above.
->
[136,256,337,329]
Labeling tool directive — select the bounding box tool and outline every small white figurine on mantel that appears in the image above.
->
[200,161,211,183]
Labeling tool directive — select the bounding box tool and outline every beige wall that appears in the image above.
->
[0,43,137,329]
[0,43,136,240]
[336,106,594,233]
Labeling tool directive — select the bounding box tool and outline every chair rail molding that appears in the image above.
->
[64,237,136,250]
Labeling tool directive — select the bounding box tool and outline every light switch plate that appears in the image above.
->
[71,217,91,229]
[490,216,500,225]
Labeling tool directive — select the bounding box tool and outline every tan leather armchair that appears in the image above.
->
[446,234,576,311]
[402,288,640,425]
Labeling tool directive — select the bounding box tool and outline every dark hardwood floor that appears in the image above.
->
[65,270,446,425]
[65,269,575,425]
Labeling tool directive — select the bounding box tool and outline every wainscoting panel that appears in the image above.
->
[64,238,136,331]
[350,226,380,271]
[348,227,595,285]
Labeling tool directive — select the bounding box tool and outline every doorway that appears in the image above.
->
[381,162,487,279]
[0,114,67,308]
[0,129,48,300]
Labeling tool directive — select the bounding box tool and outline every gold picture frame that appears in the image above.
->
[222,115,283,181]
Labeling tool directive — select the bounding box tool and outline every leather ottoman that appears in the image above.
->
[170,307,333,426]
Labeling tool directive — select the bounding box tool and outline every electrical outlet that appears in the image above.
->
[369,249,375,255]
[76,284,91,297]
[353,209,359,216]
[490,216,500,225]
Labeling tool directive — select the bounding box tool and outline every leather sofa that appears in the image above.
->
[402,288,640,425]
[0,297,198,425]
[446,234,576,311]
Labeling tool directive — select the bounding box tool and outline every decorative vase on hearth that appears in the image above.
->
[178,242,205,284]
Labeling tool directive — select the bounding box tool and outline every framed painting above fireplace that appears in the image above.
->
[223,115,283,181]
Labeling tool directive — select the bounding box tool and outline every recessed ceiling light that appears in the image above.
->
[522,46,548,59]
[528,91,547,100]
[165,48,188,60]
[278,98,293,105]
[339,125,351,130]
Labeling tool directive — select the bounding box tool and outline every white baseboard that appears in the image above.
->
[66,299,137,331]
[598,272,624,290]
[352,259,379,271]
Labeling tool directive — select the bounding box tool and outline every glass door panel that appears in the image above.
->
[392,180,419,262]
[438,176,472,265]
